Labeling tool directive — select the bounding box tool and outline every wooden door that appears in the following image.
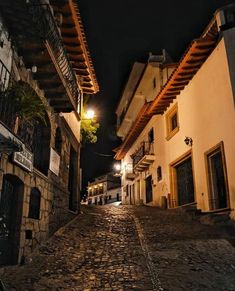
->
[175,157,194,206]
[145,175,153,203]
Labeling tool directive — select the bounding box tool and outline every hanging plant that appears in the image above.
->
[3,81,48,128]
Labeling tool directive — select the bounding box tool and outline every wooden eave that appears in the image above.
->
[0,1,80,112]
[115,37,217,160]
[52,0,99,94]
[147,38,216,115]
[115,103,152,160]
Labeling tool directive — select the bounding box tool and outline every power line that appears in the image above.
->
[93,151,114,157]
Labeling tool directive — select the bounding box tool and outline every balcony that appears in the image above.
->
[132,142,155,172]
[0,60,23,153]
[124,163,136,180]
[0,0,80,112]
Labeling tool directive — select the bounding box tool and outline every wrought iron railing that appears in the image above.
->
[132,142,154,167]
[0,60,36,151]
[125,163,134,174]
[0,60,16,132]
[28,1,80,108]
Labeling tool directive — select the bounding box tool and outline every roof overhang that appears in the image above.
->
[115,37,217,160]
[52,0,99,94]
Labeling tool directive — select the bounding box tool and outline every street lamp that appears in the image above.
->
[114,162,121,172]
[84,109,95,120]
[113,162,122,177]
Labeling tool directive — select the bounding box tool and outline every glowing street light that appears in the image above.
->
[114,162,121,172]
[84,109,95,120]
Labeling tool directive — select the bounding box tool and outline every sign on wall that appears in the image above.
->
[49,148,60,176]
[13,146,33,172]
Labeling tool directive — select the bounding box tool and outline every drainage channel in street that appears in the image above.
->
[132,214,164,291]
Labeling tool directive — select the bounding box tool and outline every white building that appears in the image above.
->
[115,4,235,220]
[88,172,121,205]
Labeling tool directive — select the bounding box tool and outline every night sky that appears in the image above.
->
[78,0,233,192]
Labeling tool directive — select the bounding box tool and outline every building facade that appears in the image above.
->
[88,173,121,205]
[115,4,235,220]
[0,0,98,265]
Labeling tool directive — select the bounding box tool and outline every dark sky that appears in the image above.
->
[78,0,233,190]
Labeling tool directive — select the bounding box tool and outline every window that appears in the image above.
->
[88,188,92,196]
[157,166,162,182]
[153,77,156,89]
[28,188,41,219]
[94,187,98,196]
[55,127,62,154]
[166,103,179,140]
[171,113,178,131]
[99,184,104,194]
[148,128,154,143]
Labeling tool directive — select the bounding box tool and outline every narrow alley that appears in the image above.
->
[1,205,235,291]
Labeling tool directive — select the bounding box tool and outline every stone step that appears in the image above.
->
[199,212,231,225]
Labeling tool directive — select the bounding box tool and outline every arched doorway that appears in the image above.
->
[0,174,24,265]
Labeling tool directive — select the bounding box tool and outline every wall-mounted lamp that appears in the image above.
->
[31,65,37,73]
[184,136,193,146]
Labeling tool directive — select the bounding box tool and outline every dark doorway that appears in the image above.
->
[0,174,24,265]
[132,184,135,204]
[175,157,194,206]
[68,145,78,212]
[207,146,229,210]
[145,175,153,203]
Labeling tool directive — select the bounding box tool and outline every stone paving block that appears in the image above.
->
[1,205,235,290]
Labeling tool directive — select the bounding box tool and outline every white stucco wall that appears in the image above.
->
[121,37,235,218]
[61,112,81,143]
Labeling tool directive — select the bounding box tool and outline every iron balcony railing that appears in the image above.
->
[28,1,80,108]
[125,163,134,174]
[0,60,16,132]
[132,141,154,168]
[0,60,35,151]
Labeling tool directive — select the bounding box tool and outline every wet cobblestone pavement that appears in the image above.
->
[1,205,235,290]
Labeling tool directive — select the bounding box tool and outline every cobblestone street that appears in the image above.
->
[1,205,235,291]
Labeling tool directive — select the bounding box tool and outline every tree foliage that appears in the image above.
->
[81,118,99,144]
[80,103,99,144]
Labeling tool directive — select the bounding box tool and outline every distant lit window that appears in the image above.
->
[28,188,41,220]
[99,184,104,194]
[94,187,98,195]
[166,103,179,140]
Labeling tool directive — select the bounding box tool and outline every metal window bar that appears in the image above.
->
[0,60,35,150]
[28,1,80,108]
[0,60,16,132]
